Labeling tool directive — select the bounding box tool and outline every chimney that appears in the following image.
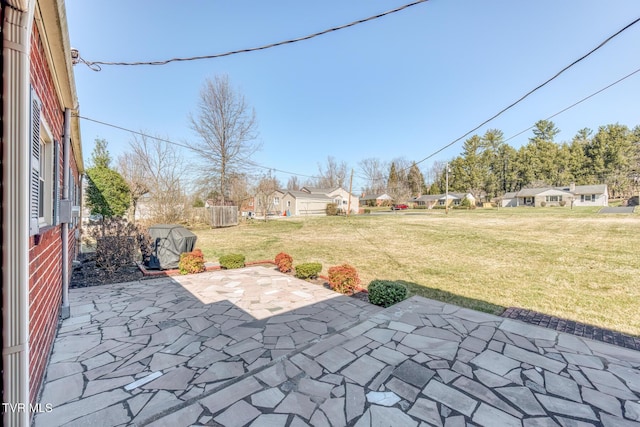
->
[570,182,576,192]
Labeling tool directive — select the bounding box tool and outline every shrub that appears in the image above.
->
[275,252,293,273]
[368,280,408,307]
[540,201,547,207]
[326,203,339,216]
[219,253,245,269]
[179,249,205,275]
[328,264,361,295]
[294,262,322,279]
[559,200,567,207]
[363,209,371,214]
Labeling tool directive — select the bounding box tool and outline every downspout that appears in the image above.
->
[2,1,36,426]
[61,108,70,319]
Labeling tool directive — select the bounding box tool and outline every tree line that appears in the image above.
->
[439,120,640,201]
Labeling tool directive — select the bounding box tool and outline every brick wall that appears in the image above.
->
[28,22,80,404]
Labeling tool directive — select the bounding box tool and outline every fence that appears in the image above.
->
[208,206,238,227]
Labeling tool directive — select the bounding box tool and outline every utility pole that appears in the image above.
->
[347,169,354,217]
[445,162,450,215]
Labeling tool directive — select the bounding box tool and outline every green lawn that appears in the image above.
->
[191,207,640,336]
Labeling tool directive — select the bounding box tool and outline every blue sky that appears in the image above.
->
[67,0,640,192]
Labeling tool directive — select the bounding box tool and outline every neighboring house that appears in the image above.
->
[282,190,333,216]
[2,1,84,424]
[415,193,475,208]
[299,186,360,215]
[360,193,392,206]
[500,184,608,207]
[242,189,285,217]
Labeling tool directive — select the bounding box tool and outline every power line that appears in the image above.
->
[73,115,320,179]
[355,63,640,184]
[76,0,429,70]
[503,66,640,143]
[409,16,640,168]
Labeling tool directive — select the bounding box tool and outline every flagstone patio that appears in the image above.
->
[34,266,640,426]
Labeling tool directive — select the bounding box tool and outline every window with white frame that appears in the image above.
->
[30,88,58,234]
[545,195,562,202]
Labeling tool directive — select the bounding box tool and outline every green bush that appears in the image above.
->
[368,280,408,307]
[219,253,245,269]
[328,264,360,295]
[540,201,547,207]
[559,200,567,207]
[179,249,205,275]
[363,209,371,214]
[294,262,322,279]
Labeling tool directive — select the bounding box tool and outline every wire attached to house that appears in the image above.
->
[74,0,429,70]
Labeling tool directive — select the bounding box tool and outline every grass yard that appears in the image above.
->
[191,207,640,336]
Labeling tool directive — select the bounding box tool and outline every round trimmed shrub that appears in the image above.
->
[368,280,408,307]
[179,249,205,275]
[328,264,360,295]
[294,262,322,279]
[219,253,245,269]
[275,252,293,273]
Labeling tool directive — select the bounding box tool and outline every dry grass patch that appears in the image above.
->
[191,208,640,335]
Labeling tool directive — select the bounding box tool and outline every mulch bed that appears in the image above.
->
[502,307,640,351]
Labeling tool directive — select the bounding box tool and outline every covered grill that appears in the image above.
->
[147,224,197,270]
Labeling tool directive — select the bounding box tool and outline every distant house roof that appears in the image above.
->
[286,190,332,201]
[361,193,391,201]
[502,192,518,199]
[565,184,607,195]
[300,186,339,194]
[511,184,607,198]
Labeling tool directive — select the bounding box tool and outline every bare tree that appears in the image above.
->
[287,175,301,191]
[254,173,281,221]
[189,75,261,204]
[125,134,186,223]
[358,157,387,194]
[315,156,348,188]
[117,152,150,223]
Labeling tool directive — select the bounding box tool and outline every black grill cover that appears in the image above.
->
[147,224,197,270]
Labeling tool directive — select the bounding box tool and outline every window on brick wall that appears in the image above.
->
[30,88,59,234]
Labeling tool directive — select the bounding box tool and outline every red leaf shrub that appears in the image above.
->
[328,264,360,295]
[275,252,293,273]
[179,249,205,275]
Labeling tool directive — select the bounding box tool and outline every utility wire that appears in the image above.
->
[73,115,320,179]
[408,16,640,169]
[76,0,429,70]
[503,66,640,144]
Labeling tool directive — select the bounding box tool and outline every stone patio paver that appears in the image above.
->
[34,267,640,427]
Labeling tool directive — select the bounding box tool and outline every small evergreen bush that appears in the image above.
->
[179,249,205,275]
[328,264,361,295]
[540,201,547,207]
[275,252,293,273]
[368,280,408,307]
[219,253,245,269]
[294,262,322,279]
[559,200,567,207]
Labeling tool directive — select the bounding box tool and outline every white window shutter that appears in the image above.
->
[29,88,41,236]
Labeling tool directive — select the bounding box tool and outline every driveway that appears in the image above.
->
[35,267,640,426]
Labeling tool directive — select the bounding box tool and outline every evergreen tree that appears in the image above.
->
[85,139,131,218]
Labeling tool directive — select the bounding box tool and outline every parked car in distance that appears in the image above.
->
[391,204,408,210]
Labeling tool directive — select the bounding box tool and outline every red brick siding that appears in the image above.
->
[27,23,81,405]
